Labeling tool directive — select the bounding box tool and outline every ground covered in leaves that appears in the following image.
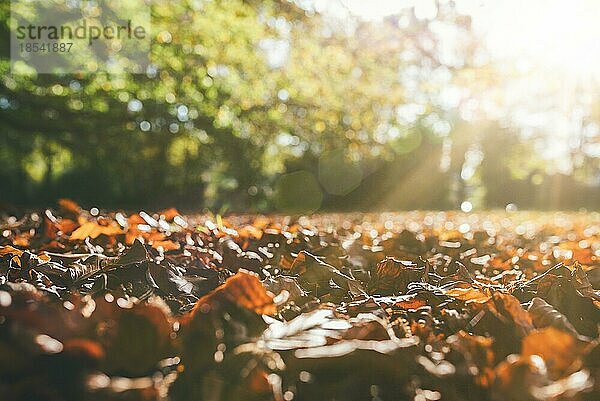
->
[1,201,600,401]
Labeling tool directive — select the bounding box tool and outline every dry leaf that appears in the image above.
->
[368,257,423,294]
[190,269,276,316]
[521,327,586,378]
[527,297,580,337]
[487,292,534,335]
[58,198,82,214]
[70,220,123,240]
[445,286,491,304]
[0,245,24,257]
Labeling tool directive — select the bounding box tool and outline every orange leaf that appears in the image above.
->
[488,292,534,335]
[151,240,180,251]
[521,327,586,378]
[190,269,276,316]
[159,208,180,222]
[58,198,81,214]
[70,220,123,240]
[394,298,428,310]
[12,233,30,247]
[0,245,24,257]
[56,218,78,235]
[70,221,96,240]
[237,225,264,240]
[445,287,491,304]
[128,214,147,225]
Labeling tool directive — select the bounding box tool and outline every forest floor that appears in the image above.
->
[1,201,599,401]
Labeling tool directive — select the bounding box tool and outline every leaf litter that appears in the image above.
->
[0,202,599,400]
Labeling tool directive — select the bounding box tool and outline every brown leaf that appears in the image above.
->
[521,327,587,378]
[368,257,424,294]
[70,220,123,240]
[447,331,496,387]
[0,245,24,257]
[493,354,549,401]
[58,198,81,214]
[573,262,600,300]
[99,300,173,376]
[487,292,534,335]
[445,286,491,304]
[190,269,276,316]
[257,309,415,357]
[527,297,580,337]
[291,251,365,297]
[159,207,180,221]
[56,218,78,235]
[150,240,180,251]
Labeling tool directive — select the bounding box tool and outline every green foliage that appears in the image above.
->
[1,0,598,211]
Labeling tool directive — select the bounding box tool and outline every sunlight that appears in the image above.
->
[331,0,600,172]
[338,0,600,80]
[5,0,600,213]
[464,0,600,80]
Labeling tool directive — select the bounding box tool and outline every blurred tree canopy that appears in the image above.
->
[1,0,599,211]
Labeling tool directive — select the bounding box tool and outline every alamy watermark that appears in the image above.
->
[10,0,151,74]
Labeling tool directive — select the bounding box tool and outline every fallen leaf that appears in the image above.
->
[58,198,82,214]
[368,257,424,295]
[521,327,587,378]
[151,240,180,251]
[487,292,534,335]
[445,286,491,304]
[0,245,24,257]
[70,220,123,240]
[527,297,580,337]
[159,208,180,221]
[189,269,276,316]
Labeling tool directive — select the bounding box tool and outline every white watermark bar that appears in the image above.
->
[10,0,151,74]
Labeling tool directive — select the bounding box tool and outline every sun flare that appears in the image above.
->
[475,0,600,79]
[338,0,600,80]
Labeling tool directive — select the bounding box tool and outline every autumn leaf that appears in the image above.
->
[521,327,588,379]
[0,245,24,257]
[150,240,180,251]
[2,209,600,401]
[527,297,580,337]
[58,198,82,215]
[493,354,549,401]
[445,286,491,304]
[487,292,534,335]
[159,207,181,222]
[70,220,123,240]
[189,269,276,316]
[368,256,424,295]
